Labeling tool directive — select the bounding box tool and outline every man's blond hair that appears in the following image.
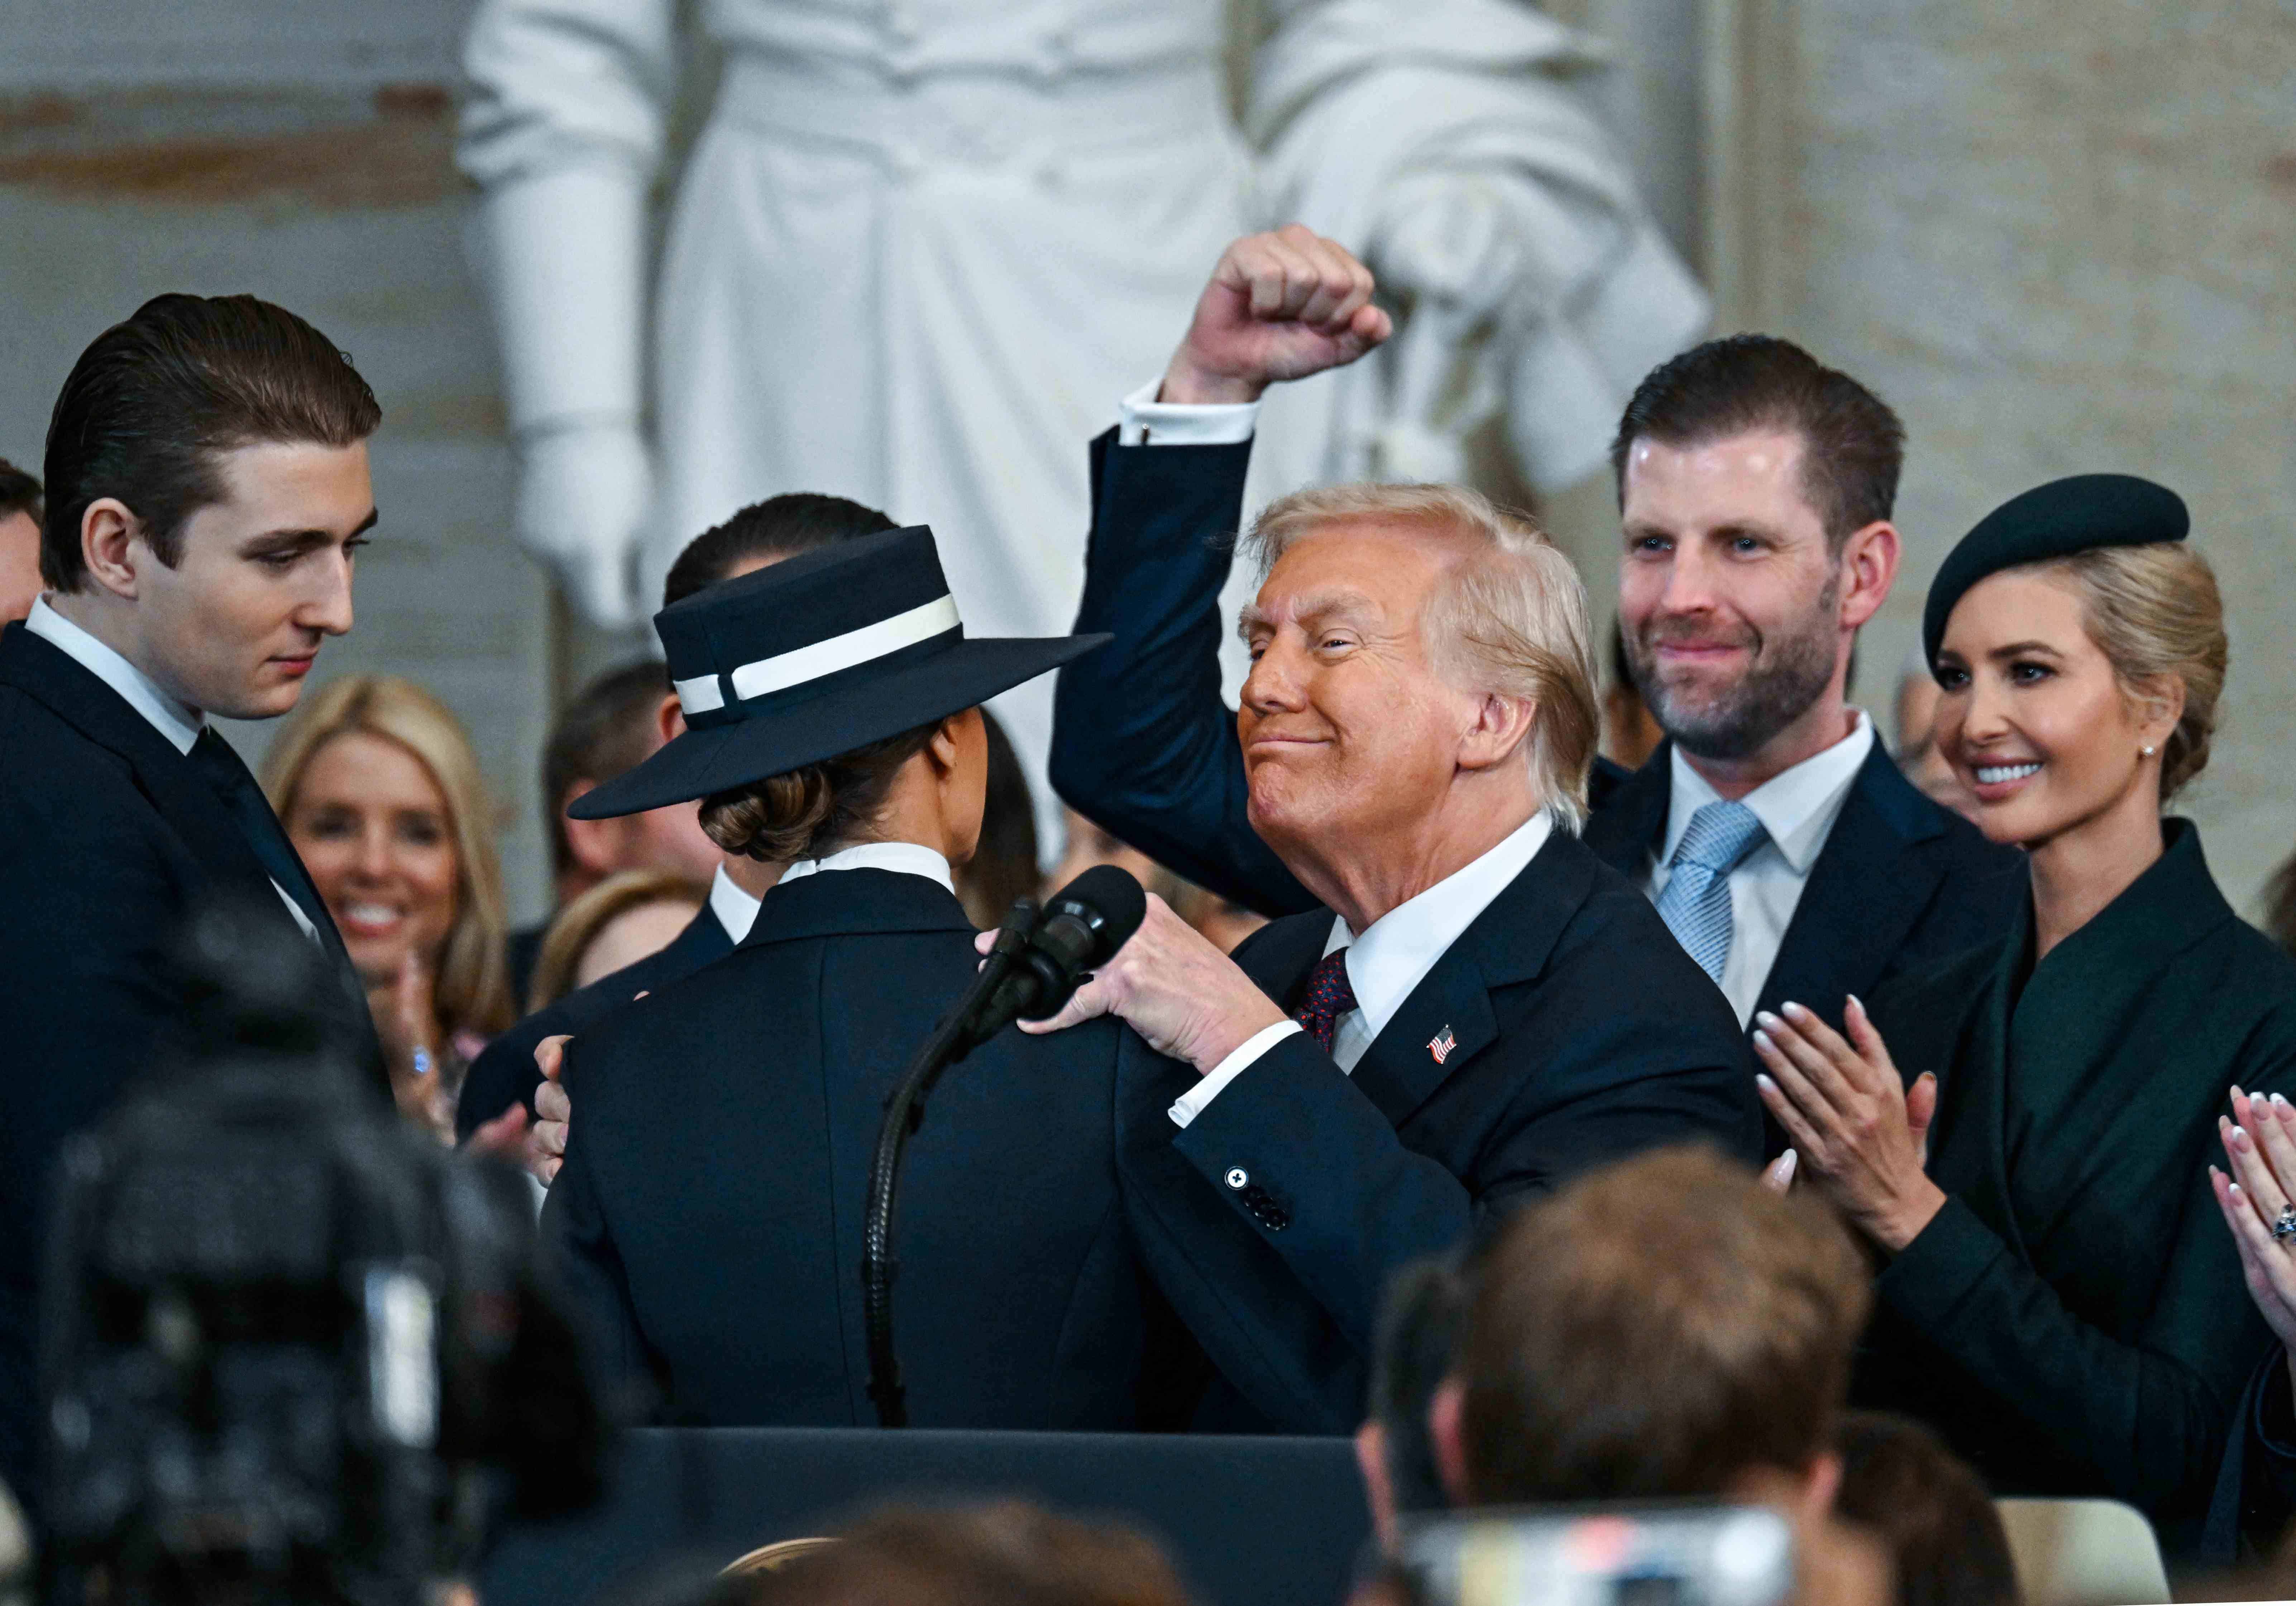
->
[1244,482,1601,832]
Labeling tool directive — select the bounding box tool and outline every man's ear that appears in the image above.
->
[656,692,685,745]
[80,498,145,601]
[1427,1376,1473,1507]
[1837,520,1902,632]
[560,780,630,877]
[1458,693,1539,774]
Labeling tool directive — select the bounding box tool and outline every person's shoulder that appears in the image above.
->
[0,683,163,845]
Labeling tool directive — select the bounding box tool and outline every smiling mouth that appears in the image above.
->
[1974,762,2042,785]
[340,902,404,934]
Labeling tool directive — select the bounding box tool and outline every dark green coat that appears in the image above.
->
[1858,821,2296,1557]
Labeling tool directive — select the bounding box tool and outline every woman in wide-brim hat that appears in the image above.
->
[540,525,1203,1429]
[1749,474,2296,1558]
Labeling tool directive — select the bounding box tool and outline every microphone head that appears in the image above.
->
[1042,864,1148,965]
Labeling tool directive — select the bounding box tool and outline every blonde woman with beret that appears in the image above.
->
[1755,475,2296,1558]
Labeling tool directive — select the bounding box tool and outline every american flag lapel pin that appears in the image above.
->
[1428,1026,1456,1065]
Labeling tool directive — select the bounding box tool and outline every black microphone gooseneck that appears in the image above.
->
[862,865,1148,1426]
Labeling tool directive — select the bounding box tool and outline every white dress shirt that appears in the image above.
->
[25,596,319,944]
[1646,712,1875,1025]
[705,863,764,945]
[1117,378,1261,448]
[778,840,957,895]
[1169,811,1555,1127]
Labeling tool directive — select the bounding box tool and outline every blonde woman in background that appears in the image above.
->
[526,868,707,1014]
[262,674,515,1138]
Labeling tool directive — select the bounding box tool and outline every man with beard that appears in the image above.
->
[1047,233,2022,1073]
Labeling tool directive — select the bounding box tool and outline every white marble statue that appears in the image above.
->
[458,0,1707,845]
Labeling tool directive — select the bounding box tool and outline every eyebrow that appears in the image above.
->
[1238,590,1384,641]
[239,507,379,554]
[1984,640,2064,660]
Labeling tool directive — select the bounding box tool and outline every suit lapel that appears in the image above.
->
[1231,907,1336,1015]
[1754,747,1948,1023]
[1345,834,1596,1129]
[1581,745,1670,881]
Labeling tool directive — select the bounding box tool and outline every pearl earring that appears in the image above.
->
[2142,745,2157,757]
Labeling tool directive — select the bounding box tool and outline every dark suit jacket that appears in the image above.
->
[1861,823,2296,1559]
[0,621,381,1501]
[455,902,735,1141]
[1049,429,2025,1034]
[1118,827,1765,1433]
[2204,1352,2296,1564]
[541,869,1188,1430]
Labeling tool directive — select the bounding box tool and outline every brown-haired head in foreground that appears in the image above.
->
[42,293,380,592]
[664,491,899,609]
[700,722,942,864]
[1610,335,1903,550]
[1833,1411,2018,1606]
[1244,481,1601,832]
[1460,1145,1871,1503]
[726,1501,1196,1606]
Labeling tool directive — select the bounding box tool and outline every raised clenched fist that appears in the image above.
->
[1159,226,1394,407]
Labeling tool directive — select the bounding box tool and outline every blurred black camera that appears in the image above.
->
[37,898,605,1605]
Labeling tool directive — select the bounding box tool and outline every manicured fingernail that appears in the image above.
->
[1756,1072,1777,1094]
[2233,1125,2251,1149]
[1756,1012,1781,1031]
[1782,1002,1808,1020]
[1847,994,1864,1013]
[1752,1030,1773,1053]
[2276,1093,2292,1113]
[2232,1182,2247,1200]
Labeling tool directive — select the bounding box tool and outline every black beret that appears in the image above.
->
[1922,473,2187,663]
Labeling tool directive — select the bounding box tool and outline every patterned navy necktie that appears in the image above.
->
[1654,800,1768,985]
[1294,948,1359,1054]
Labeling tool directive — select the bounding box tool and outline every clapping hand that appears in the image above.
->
[1752,997,1946,1251]
[1159,226,1393,406]
[2210,1086,2296,1388]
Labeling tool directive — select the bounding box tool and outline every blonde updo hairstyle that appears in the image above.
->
[2021,542,2225,803]
[700,721,941,863]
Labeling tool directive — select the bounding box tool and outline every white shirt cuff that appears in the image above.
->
[1117,377,1261,448]
[1168,1020,1303,1128]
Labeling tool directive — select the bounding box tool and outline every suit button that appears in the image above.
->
[1225,1168,1248,1190]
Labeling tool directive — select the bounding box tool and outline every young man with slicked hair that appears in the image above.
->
[0,295,388,1505]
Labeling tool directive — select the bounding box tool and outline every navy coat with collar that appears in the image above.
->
[1116,826,1766,1434]
[1047,429,2025,1039]
[0,621,383,1501]
[455,900,735,1141]
[542,867,1200,1430]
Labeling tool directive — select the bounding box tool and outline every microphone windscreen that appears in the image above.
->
[1045,864,1147,962]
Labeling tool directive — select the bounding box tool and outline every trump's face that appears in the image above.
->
[1237,524,1487,868]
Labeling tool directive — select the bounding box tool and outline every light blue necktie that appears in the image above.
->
[1655,800,1768,985]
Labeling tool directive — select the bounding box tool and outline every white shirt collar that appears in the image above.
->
[778,840,957,895]
[1664,711,1875,876]
[1319,811,1555,1044]
[707,863,764,944]
[24,595,204,755]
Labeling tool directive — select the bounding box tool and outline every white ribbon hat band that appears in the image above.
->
[673,594,961,719]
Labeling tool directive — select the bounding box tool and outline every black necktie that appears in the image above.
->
[187,727,331,942]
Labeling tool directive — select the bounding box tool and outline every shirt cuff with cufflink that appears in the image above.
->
[1117,377,1262,448]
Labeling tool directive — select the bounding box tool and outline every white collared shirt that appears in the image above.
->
[706,863,763,944]
[778,840,957,895]
[1646,711,1875,1025]
[25,595,319,944]
[1169,811,1556,1128]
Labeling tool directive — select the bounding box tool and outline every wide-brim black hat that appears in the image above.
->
[570,525,1108,819]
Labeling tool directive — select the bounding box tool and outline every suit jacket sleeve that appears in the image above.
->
[1048,428,1317,918]
[1168,1011,1759,1366]
[1878,1105,2292,1519]
[537,1059,660,1406]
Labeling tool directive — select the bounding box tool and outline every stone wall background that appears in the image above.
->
[4,0,2290,920]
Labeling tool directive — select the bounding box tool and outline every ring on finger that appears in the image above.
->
[2273,1205,2296,1243]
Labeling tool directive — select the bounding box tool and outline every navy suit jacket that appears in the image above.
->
[455,901,736,1141]
[0,621,382,1501]
[542,869,1196,1430]
[1122,827,1765,1433]
[1048,429,2025,1037]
